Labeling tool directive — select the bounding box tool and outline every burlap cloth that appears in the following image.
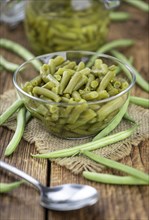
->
[0,89,149,174]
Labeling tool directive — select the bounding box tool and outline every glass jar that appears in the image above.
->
[24,0,120,55]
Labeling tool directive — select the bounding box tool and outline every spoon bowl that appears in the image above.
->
[0,161,99,211]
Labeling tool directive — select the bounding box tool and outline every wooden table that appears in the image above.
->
[0,4,149,220]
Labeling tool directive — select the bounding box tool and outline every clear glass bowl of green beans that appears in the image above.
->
[13,51,136,139]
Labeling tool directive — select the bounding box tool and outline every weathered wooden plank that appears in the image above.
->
[48,140,149,220]
[0,3,149,220]
[0,127,47,220]
[0,25,47,220]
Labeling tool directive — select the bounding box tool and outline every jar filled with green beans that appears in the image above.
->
[24,0,120,54]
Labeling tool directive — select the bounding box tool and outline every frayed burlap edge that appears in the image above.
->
[0,90,149,174]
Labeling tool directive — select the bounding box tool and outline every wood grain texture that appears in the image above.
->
[0,24,47,220]
[0,2,149,220]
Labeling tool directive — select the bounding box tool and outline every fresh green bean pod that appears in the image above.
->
[0,55,19,72]
[4,107,26,156]
[0,99,24,126]
[87,39,134,67]
[0,180,24,193]
[32,125,137,159]
[82,151,149,183]
[83,172,148,185]
[0,38,40,69]
[130,96,149,108]
[111,50,149,93]
[124,0,149,12]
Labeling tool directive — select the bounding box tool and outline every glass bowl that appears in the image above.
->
[13,51,136,139]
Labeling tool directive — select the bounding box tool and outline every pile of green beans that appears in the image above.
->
[23,55,129,139]
[25,1,109,54]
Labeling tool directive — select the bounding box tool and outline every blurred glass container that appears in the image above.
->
[0,0,25,27]
[24,0,120,54]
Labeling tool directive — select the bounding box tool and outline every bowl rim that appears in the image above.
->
[13,51,136,106]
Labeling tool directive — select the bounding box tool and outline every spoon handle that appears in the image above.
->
[0,160,42,191]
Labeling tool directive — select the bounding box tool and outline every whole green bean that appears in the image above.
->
[32,125,137,159]
[87,39,134,67]
[123,112,135,123]
[0,38,40,69]
[82,151,149,183]
[0,180,24,193]
[130,96,149,108]
[124,0,149,12]
[4,107,26,156]
[0,99,24,126]
[0,55,19,72]
[83,172,148,185]
[111,50,149,92]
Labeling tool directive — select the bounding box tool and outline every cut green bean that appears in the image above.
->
[82,151,149,183]
[32,125,137,159]
[64,71,82,94]
[67,102,88,124]
[82,91,99,100]
[33,87,61,102]
[0,99,24,126]
[97,70,115,91]
[59,70,74,94]
[109,12,131,21]
[87,39,134,67]
[0,180,24,193]
[93,96,130,141]
[130,96,149,108]
[83,172,148,185]
[4,107,26,156]
[0,55,19,72]
[111,50,149,92]
[97,95,127,122]
[124,0,149,12]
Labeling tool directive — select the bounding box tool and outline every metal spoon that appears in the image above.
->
[0,161,99,211]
